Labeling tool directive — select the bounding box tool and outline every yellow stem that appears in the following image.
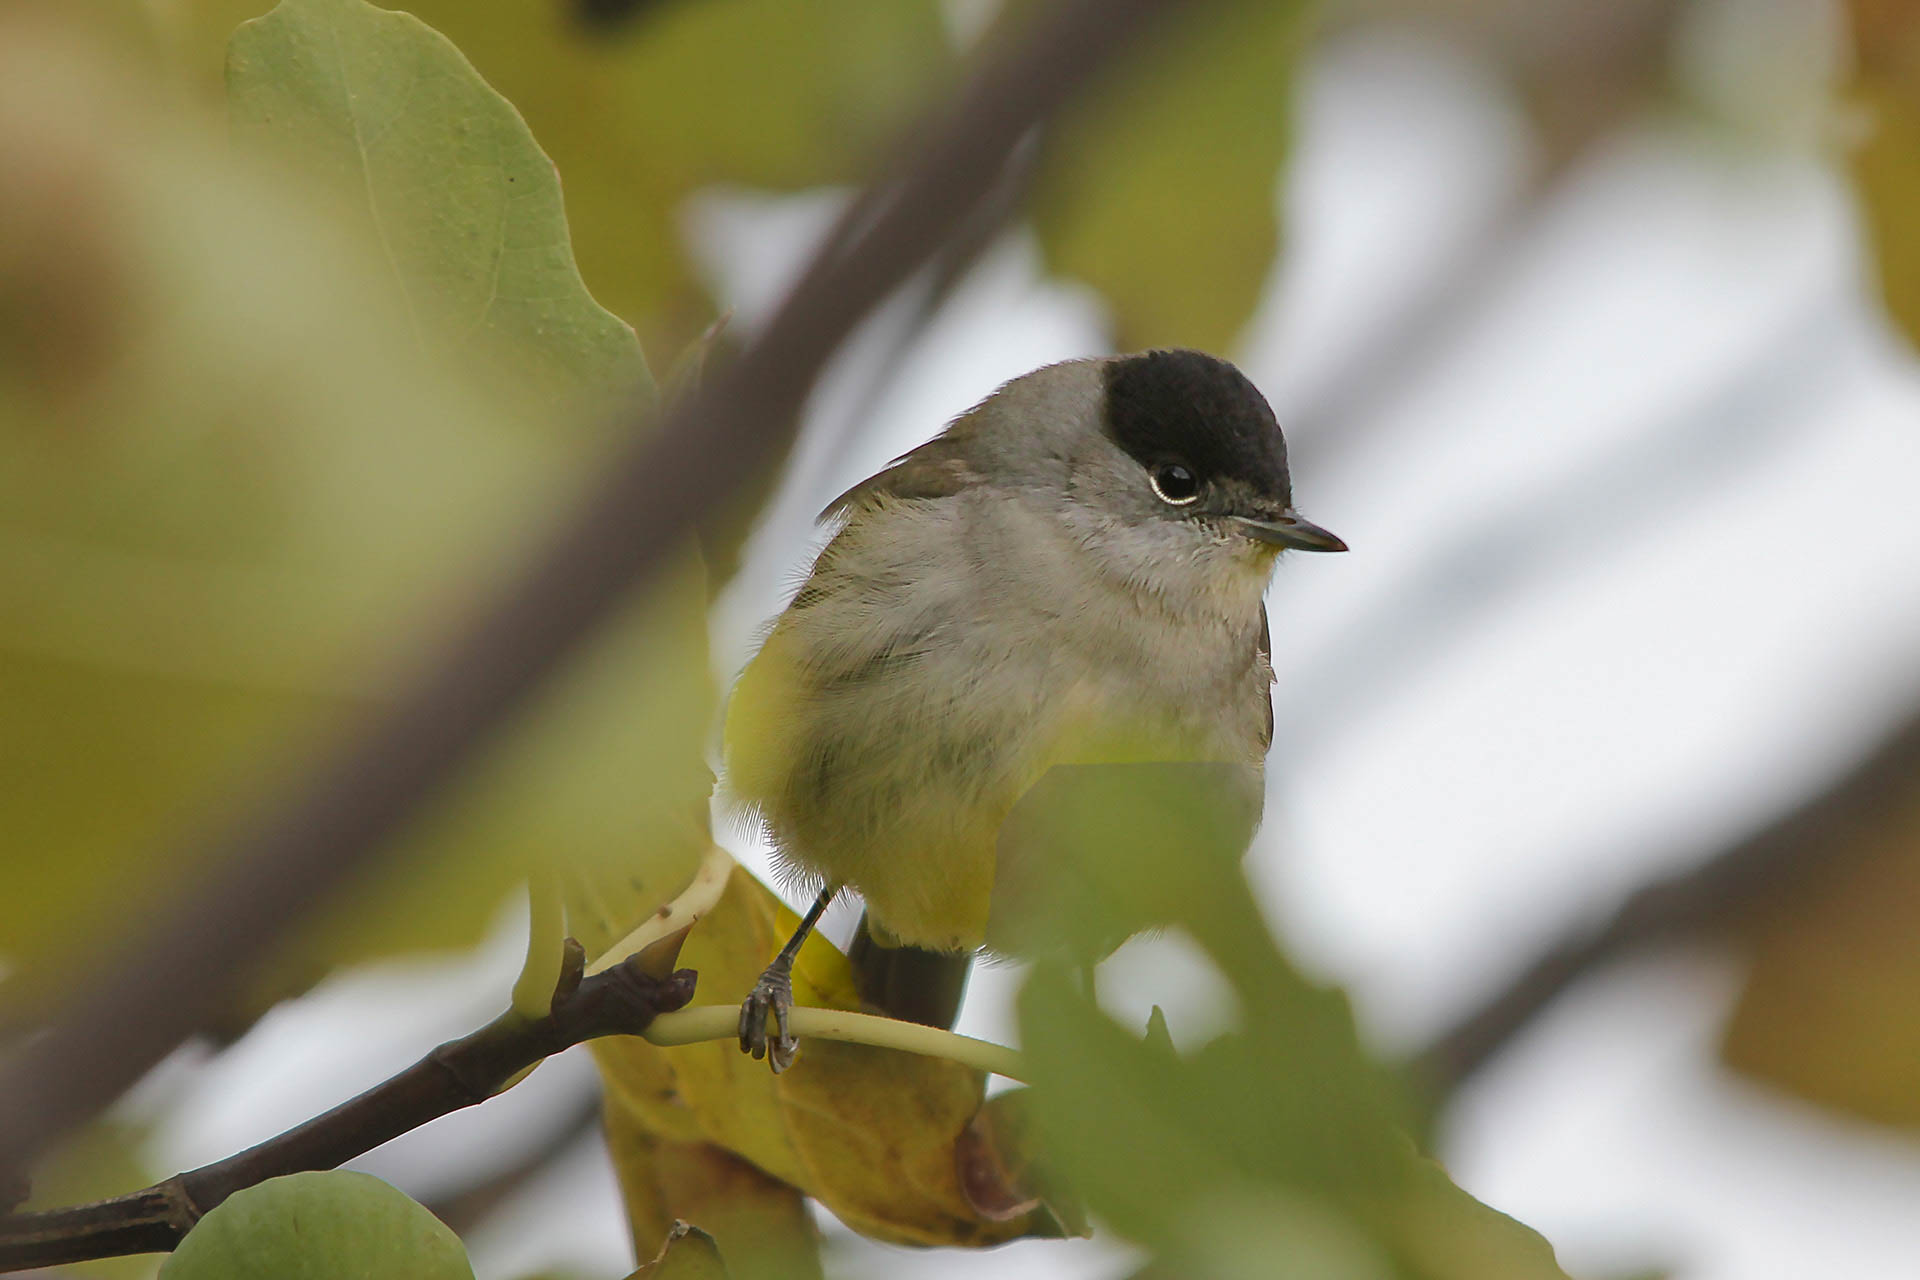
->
[643,1004,1029,1083]
[586,842,733,975]
[510,874,566,1021]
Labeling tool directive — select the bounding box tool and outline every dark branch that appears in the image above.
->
[0,0,1189,1175]
[1413,706,1920,1098]
[0,942,695,1272]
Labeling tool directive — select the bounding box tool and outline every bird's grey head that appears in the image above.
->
[960,349,1344,572]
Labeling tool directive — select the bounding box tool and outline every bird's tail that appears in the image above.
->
[847,911,972,1031]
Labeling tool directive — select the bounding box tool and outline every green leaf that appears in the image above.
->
[987,761,1268,961]
[214,0,715,987]
[161,1171,473,1280]
[0,10,707,1005]
[1027,0,1308,352]
[227,0,649,415]
[174,0,954,353]
[1011,780,1567,1278]
[385,0,953,355]
[1153,1185,1397,1280]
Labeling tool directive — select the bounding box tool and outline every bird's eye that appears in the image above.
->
[1150,462,1200,505]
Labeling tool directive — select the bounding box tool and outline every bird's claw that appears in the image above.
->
[738,961,798,1073]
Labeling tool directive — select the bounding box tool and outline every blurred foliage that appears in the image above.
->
[16,0,1859,1273]
[1708,0,1920,1132]
[228,0,647,417]
[572,764,1570,1276]
[1845,0,1920,349]
[151,0,957,356]
[142,0,1311,355]
[1020,0,1308,352]
[1010,763,1569,1280]
[1722,765,1920,1128]
[160,1170,473,1279]
[1374,0,1678,158]
[0,0,710,1016]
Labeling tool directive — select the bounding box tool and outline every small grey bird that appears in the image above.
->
[723,349,1344,1070]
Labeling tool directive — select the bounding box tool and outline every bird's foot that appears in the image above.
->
[737,959,799,1073]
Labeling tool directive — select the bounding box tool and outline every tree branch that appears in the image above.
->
[0,0,1193,1178]
[1413,704,1920,1098]
[0,942,695,1272]
[0,938,1037,1272]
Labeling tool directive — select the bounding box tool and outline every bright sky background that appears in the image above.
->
[136,14,1920,1280]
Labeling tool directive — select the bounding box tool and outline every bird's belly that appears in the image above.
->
[765,652,1258,954]
[767,666,1055,953]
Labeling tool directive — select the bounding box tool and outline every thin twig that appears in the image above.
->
[0,942,695,1272]
[0,964,1033,1268]
[643,1005,1030,1083]
[1414,705,1920,1097]
[0,0,1193,1177]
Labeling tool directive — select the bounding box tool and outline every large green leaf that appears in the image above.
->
[227,0,647,415]
[161,1171,473,1280]
[218,0,715,988]
[1009,765,1568,1279]
[0,5,708,1006]
[172,0,954,353]
[1026,0,1308,352]
[1019,978,1567,1280]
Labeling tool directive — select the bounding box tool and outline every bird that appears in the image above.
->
[721,348,1344,1071]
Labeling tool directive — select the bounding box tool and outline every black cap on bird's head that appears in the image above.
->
[1101,349,1345,553]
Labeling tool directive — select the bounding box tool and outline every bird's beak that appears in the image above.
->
[1230,511,1347,553]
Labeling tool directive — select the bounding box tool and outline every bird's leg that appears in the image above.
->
[738,886,836,1073]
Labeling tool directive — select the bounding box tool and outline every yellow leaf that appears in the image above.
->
[1849,79,1920,347]
[1844,2,1920,348]
[1722,775,1920,1128]
[602,1123,816,1280]
[625,1221,731,1280]
[573,859,1046,1256]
